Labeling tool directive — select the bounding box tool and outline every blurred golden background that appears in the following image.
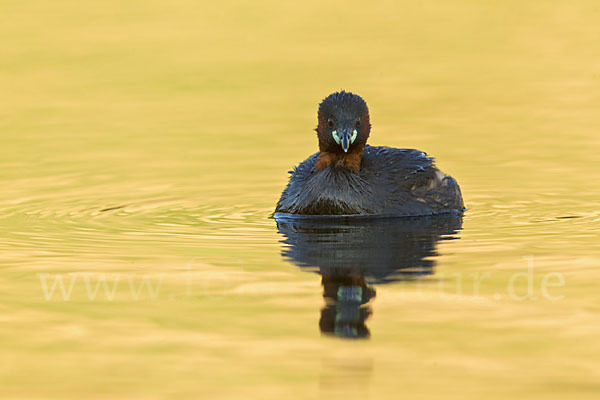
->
[1,1,599,399]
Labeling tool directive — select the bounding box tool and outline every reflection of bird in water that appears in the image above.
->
[276,214,463,339]
[320,273,376,339]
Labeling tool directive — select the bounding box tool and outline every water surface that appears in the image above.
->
[1,1,599,399]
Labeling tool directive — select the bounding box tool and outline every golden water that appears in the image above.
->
[1,1,599,398]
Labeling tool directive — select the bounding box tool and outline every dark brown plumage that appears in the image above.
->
[275,91,464,216]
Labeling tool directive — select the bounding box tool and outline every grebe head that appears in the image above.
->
[316,91,371,154]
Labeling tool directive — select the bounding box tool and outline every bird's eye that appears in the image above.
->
[355,119,361,128]
[327,118,334,128]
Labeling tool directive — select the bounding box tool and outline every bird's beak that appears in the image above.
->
[340,131,351,153]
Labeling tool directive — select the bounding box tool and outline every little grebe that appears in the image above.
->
[275,91,464,216]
